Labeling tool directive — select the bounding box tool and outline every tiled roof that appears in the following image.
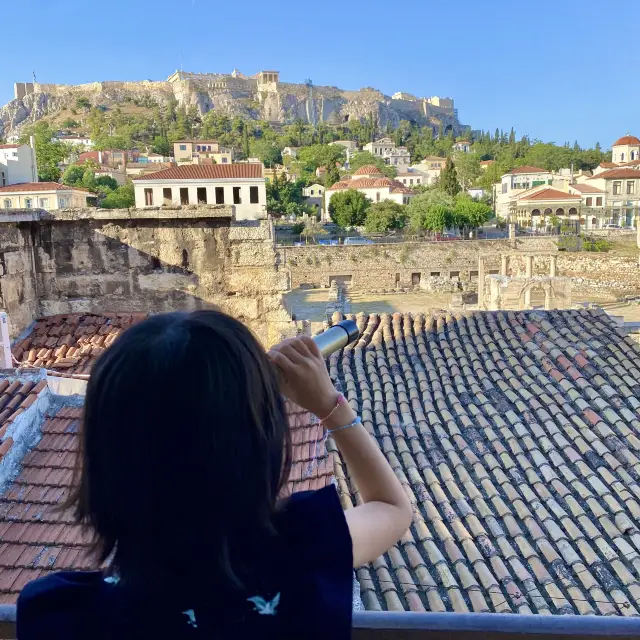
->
[285,401,334,495]
[613,136,640,146]
[12,314,148,375]
[570,184,605,194]
[600,162,619,169]
[329,309,640,615]
[520,188,581,202]
[590,169,640,180]
[131,164,263,181]
[510,166,549,175]
[0,405,94,603]
[0,380,47,441]
[0,145,19,150]
[353,165,384,176]
[0,182,92,194]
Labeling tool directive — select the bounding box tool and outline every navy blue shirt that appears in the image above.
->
[17,486,353,639]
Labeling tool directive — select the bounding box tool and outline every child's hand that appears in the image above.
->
[269,336,339,418]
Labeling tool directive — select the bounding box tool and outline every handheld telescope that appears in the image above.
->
[312,320,360,357]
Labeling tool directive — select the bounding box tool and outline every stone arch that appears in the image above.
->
[519,279,553,310]
[621,152,626,162]
[531,208,541,216]
[592,217,597,226]
[556,208,565,215]
[569,207,578,215]
[544,208,553,215]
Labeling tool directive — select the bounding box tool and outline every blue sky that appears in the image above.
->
[1,0,637,149]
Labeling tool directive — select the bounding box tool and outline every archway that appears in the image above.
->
[591,217,597,227]
[544,208,552,215]
[520,280,553,310]
[621,152,625,162]
[556,208,565,216]
[569,207,578,216]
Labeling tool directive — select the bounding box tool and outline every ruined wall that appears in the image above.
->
[281,238,559,290]
[0,207,294,346]
[0,221,39,339]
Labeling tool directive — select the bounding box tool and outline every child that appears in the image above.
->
[17,310,412,639]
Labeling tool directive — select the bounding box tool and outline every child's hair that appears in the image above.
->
[68,310,292,594]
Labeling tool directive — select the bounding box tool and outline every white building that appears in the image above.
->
[363,138,395,157]
[145,153,172,164]
[303,183,325,215]
[453,140,471,153]
[324,165,414,220]
[409,156,447,186]
[0,182,93,210]
[282,147,299,158]
[0,143,38,187]
[494,166,554,218]
[611,134,640,164]
[132,164,266,220]
[395,171,424,188]
[58,135,94,148]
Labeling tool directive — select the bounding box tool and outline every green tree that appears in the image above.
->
[266,173,309,216]
[61,118,80,129]
[251,139,281,167]
[440,157,461,196]
[20,121,69,182]
[100,183,135,208]
[324,164,341,188]
[243,126,250,159]
[406,189,455,231]
[82,168,98,192]
[95,175,119,192]
[300,217,328,244]
[364,200,407,232]
[295,144,345,175]
[328,189,371,228]
[453,197,492,229]
[452,153,481,189]
[151,136,172,156]
[422,204,450,232]
[61,164,86,187]
[76,97,91,111]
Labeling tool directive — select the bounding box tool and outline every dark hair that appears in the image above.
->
[69,310,291,595]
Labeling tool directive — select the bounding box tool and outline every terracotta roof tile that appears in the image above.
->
[328,309,640,615]
[520,188,581,202]
[131,164,263,181]
[613,135,640,146]
[589,169,640,180]
[570,184,605,194]
[0,182,93,194]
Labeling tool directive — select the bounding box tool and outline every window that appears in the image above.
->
[416,178,421,184]
[3,199,11,208]
[376,192,380,202]
[627,181,635,194]
[233,187,242,205]
[621,153,625,162]
[181,249,189,270]
[144,189,153,206]
[196,145,201,152]
[430,271,440,276]
[179,188,189,205]
[163,187,172,202]
[632,151,637,160]
[59,198,67,208]
[179,145,187,151]
[39,198,49,209]
[450,271,460,278]
[207,146,212,152]
[197,187,207,204]
[25,198,32,208]
[310,190,314,195]
[592,217,597,226]
[410,179,414,185]
[215,187,225,204]
[596,196,603,206]
[222,157,228,163]
[249,186,259,204]
[502,183,507,194]
[586,197,592,206]
[613,181,622,195]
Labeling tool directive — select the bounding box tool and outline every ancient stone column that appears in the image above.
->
[501,254,509,276]
[509,223,517,248]
[477,257,485,309]
[524,255,534,308]
[549,254,557,277]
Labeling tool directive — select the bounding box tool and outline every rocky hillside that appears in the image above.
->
[1,73,465,140]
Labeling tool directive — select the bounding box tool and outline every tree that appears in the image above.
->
[328,189,371,228]
[422,204,450,232]
[61,118,79,129]
[95,175,119,192]
[81,168,98,192]
[406,189,455,231]
[243,126,250,159]
[251,139,281,167]
[20,121,69,182]
[299,217,328,244]
[61,164,87,187]
[324,164,341,188]
[151,136,172,156]
[296,144,345,175]
[440,157,461,196]
[266,173,309,216]
[364,200,407,232]
[100,183,135,208]
[452,153,481,189]
[453,197,492,229]
[76,97,91,111]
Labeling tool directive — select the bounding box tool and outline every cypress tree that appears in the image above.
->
[440,157,461,197]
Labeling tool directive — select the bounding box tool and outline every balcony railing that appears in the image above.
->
[2,606,640,639]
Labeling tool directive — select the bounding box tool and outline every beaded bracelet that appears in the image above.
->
[327,416,362,434]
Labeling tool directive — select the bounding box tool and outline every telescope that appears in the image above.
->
[312,320,360,358]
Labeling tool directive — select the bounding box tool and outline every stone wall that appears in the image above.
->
[281,238,559,290]
[0,207,294,346]
[0,222,39,339]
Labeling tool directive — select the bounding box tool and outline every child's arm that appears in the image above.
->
[269,336,413,567]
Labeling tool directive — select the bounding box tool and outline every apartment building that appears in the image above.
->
[0,143,38,187]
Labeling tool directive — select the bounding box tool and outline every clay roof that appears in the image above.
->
[480,160,495,166]
[589,169,640,180]
[570,184,605,194]
[519,188,581,201]
[613,135,640,146]
[329,309,640,614]
[599,162,619,169]
[132,164,263,181]
[391,186,415,194]
[0,379,47,438]
[327,181,351,191]
[373,177,394,187]
[0,144,19,150]
[353,165,384,176]
[11,313,148,376]
[0,182,93,194]
[510,166,549,175]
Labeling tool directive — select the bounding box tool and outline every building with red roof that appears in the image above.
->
[611,134,640,164]
[324,165,415,219]
[0,183,94,211]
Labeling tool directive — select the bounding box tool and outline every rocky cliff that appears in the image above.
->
[1,73,465,139]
